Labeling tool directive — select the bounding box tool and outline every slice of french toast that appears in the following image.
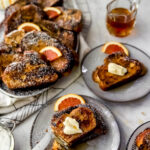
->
[54,8,82,32]
[93,52,147,91]
[2,51,58,89]
[39,20,77,49]
[0,42,23,80]
[51,104,107,148]
[21,31,75,75]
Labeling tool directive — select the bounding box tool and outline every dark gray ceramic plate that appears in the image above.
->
[126,121,150,150]
[30,95,120,150]
[0,36,80,99]
[81,43,150,102]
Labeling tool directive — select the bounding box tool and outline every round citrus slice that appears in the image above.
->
[17,22,41,32]
[54,94,86,111]
[43,7,61,19]
[101,41,129,56]
[40,46,62,61]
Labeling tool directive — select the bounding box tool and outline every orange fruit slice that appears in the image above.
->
[18,22,41,32]
[101,41,129,56]
[44,7,61,19]
[136,128,150,147]
[54,94,86,111]
[40,46,62,61]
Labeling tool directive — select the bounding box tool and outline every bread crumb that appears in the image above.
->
[45,129,48,132]
[141,112,146,116]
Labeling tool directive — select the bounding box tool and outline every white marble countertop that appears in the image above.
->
[13,0,150,150]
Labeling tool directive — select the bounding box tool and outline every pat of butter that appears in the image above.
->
[63,117,83,135]
[108,63,127,76]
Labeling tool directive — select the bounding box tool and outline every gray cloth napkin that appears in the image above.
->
[0,0,91,130]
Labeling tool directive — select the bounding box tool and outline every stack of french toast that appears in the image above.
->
[0,0,82,90]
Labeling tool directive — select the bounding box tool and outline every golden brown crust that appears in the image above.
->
[2,51,58,89]
[54,9,83,32]
[5,30,25,47]
[51,104,107,148]
[39,20,77,49]
[5,4,45,34]
[93,52,147,91]
[51,140,64,150]
[92,67,101,83]
[51,107,96,146]
[5,0,63,20]
[0,42,23,80]
[21,31,75,75]
[0,53,20,79]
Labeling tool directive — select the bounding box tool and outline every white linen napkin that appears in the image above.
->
[0,0,91,131]
[0,92,36,108]
[0,93,19,107]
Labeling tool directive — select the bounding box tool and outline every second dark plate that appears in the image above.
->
[81,43,150,102]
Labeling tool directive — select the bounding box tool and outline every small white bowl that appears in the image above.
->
[0,123,15,150]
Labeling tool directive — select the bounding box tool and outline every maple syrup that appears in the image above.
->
[106,8,136,37]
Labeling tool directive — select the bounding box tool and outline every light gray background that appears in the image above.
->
[12,0,150,150]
